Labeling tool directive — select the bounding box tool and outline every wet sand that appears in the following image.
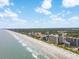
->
[7,30,79,59]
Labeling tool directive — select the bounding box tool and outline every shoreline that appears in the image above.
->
[7,30,79,59]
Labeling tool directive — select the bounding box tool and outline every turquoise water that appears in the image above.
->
[0,30,52,59]
[0,30,35,59]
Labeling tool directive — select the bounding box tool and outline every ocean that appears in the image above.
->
[0,30,51,59]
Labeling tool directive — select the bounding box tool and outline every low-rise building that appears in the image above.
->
[48,34,59,44]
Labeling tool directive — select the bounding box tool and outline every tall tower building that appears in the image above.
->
[57,31,66,44]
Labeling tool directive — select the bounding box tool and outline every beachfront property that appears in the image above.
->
[41,34,65,44]
[65,37,79,47]
[40,31,65,44]
[27,31,79,48]
[31,31,79,48]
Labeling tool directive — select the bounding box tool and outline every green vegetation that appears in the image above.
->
[46,40,56,44]
[58,44,79,54]
[9,28,79,55]
[67,31,79,37]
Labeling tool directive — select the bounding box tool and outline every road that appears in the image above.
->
[1,30,79,59]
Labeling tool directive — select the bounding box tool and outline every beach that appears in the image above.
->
[7,30,79,59]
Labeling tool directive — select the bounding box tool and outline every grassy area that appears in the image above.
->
[58,44,79,54]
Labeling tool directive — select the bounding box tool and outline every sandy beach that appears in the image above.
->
[7,30,79,59]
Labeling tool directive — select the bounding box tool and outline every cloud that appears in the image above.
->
[41,0,52,9]
[52,17,64,23]
[0,9,27,25]
[69,16,79,22]
[0,9,18,18]
[0,0,27,28]
[62,0,79,8]
[50,12,79,27]
[10,2,14,6]
[35,7,51,15]
[18,10,22,14]
[0,13,3,18]
[50,14,66,24]
[68,16,79,27]
[35,0,52,15]
[4,9,18,18]
[0,0,10,7]
[34,20,40,24]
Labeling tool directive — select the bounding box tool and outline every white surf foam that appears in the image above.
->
[32,53,38,59]
[44,55,50,59]
[11,33,20,40]
[26,47,33,53]
[21,42,27,47]
[18,40,23,43]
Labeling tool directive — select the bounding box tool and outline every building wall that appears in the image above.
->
[65,38,79,47]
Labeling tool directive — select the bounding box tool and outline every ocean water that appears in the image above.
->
[0,30,52,59]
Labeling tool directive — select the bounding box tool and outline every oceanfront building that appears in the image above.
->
[28,31,79,48]
[65,37,79,47]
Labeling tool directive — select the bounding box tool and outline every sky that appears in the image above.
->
[0,0,79,28]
